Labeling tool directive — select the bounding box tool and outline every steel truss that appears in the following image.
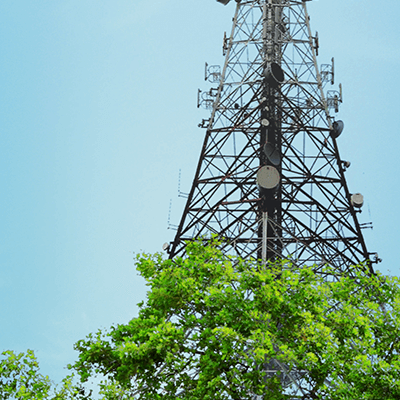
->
[169,0,373,277]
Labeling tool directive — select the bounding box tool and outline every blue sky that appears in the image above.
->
[0,0,399,386]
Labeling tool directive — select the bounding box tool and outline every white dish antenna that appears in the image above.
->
[162,242,170,252]
[351,193,364,208]
[257,166,280,191]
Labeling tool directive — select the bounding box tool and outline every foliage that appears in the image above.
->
[70,239,400,400]
[0,349,88,400]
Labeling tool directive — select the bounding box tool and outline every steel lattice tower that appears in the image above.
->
[157,3,381,397]
[169,0,377,276]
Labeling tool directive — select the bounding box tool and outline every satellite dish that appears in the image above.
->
[341,160,351,169]
[216,0,231,4]
[350,193,364,208]
[263,62,285,88]
[331,120,344,138]
[162,242,170,252]
[257,166,280,191]
[263,143,281,165]
[261,119,270,127]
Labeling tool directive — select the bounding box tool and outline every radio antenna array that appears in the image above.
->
[169,0,377,277]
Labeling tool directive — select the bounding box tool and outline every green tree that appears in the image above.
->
[70,240,400,400]
[0,349,89,400]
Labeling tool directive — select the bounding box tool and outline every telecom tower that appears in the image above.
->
[169,0,378,276]
[160,2,381,397]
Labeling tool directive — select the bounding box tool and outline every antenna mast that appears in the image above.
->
[169,0,378,276]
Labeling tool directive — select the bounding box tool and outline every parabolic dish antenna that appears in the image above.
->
[351,193,364,208]
[257,166,280,191]
[263,62,285,88]
[263,143,281,166]
[162,242,170,251]
[331,120,344,138]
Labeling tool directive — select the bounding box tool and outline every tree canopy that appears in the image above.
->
[0,349,87,400]
[68,240,400,399]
